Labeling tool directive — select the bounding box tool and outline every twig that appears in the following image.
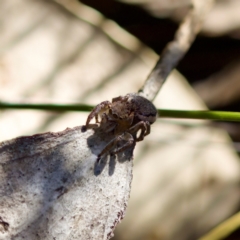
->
[139,0,215,101]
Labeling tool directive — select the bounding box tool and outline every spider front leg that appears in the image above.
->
[129,121,151,141]
[85,101,111,129]
[97,132,135,162]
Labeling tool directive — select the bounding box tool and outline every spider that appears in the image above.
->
[84,93,157,161]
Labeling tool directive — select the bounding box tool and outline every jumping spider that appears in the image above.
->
[84,93,157,162]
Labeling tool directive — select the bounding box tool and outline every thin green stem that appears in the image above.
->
[1,102,240,122]
[159,109,240,122]
[0,102,93,112]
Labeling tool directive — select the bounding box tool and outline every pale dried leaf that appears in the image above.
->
[0,126,133,239]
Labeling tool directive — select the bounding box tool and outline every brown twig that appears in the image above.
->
[139,0,215,101]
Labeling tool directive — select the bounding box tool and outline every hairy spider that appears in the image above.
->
[85,93,157,161]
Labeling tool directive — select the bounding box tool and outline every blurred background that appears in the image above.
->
[0,0,240,239]
[81,0,240,144]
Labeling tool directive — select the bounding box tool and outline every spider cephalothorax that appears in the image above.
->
[85,93,157,161]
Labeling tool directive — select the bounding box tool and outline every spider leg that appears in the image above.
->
[101,113,108,124]
[100,113,118,133]
[110,132,135,155]
[97,135,119,162]
[144,121,151,135]
[129,121,151,141]
[85,101,111,128]
[97,132,135,162]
